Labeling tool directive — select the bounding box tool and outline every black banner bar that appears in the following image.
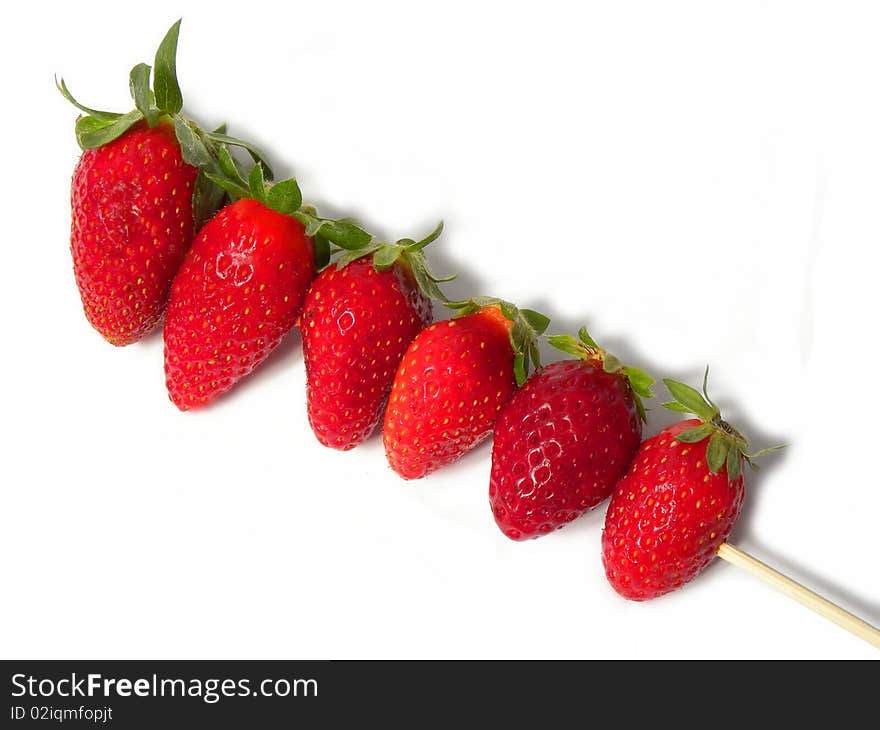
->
[1,660,872,727]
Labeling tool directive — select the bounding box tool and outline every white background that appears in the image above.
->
[2,1,878,659]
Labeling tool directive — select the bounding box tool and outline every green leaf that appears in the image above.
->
[336,243,381,270]
[706,432,730,474]
[546,334,586,359]
[313,233,332,270]
[444,300,470,311]
[153,19,183,114]
[74,116,111,148]
[509,320,528,352]
[674,423,714,444]
[513,352,526,386]
[204,132,274,180]
[603,352,623,374]
[622,366,655,399]
[408,255,449,302]
[407,251,455,287]
[403,221,444,252]
[76,110,144,149]
[292,211,323,238]
[318,219,372,250]
[577,326,600,350]
[520,309,550,336]
[662,401,692,413]
[746,444,787,459]
[373,245,402,270]
[634,395,647,423]
[172,115,216,170]
[702,366,718,410]
[55,77,121,121]
[499,300,519,323]
[129,63,159,127]
[420,263,456,283]
[248,163,267,202]
[469,296,500,308]
[662,378,719,422]
[266,177,302,215]
[192,170,227,230]
[216,144,246,185]
[528,340,541,370]
[726,446,742,481]
[204,172,250,200]
[523,346,533,377]
[445,296,497,317]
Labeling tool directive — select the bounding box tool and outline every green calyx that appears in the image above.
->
[330,221,454,302]
[60,20,186,148]
[663,367,785,481]
[445,297,550,386]
[546,326,654,422]
[57,19,273,166]
[57,19,274,229]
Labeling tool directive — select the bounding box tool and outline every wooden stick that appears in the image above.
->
[717,542,880,650]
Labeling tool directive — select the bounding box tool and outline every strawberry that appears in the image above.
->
[163,159,377,410]
[489,327,653,540]
[301,224,449,449]
[164,197,314,410]
[383,298,549,479]
[59,20,271,345]
[69,122,197,344]
[602,372,781,600]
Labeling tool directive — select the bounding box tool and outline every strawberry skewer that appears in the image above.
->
[716,543,880,649]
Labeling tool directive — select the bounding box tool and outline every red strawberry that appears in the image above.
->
[301,225,447,449]
[69,121,197,344]
[384,298,549,479]
[164,195,316,410]
[60,21,270,345]
[602,373,780,600]
[490,327,653,540]
[162,155,380,411]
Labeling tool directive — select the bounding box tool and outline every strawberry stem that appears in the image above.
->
[662,367,785,480]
